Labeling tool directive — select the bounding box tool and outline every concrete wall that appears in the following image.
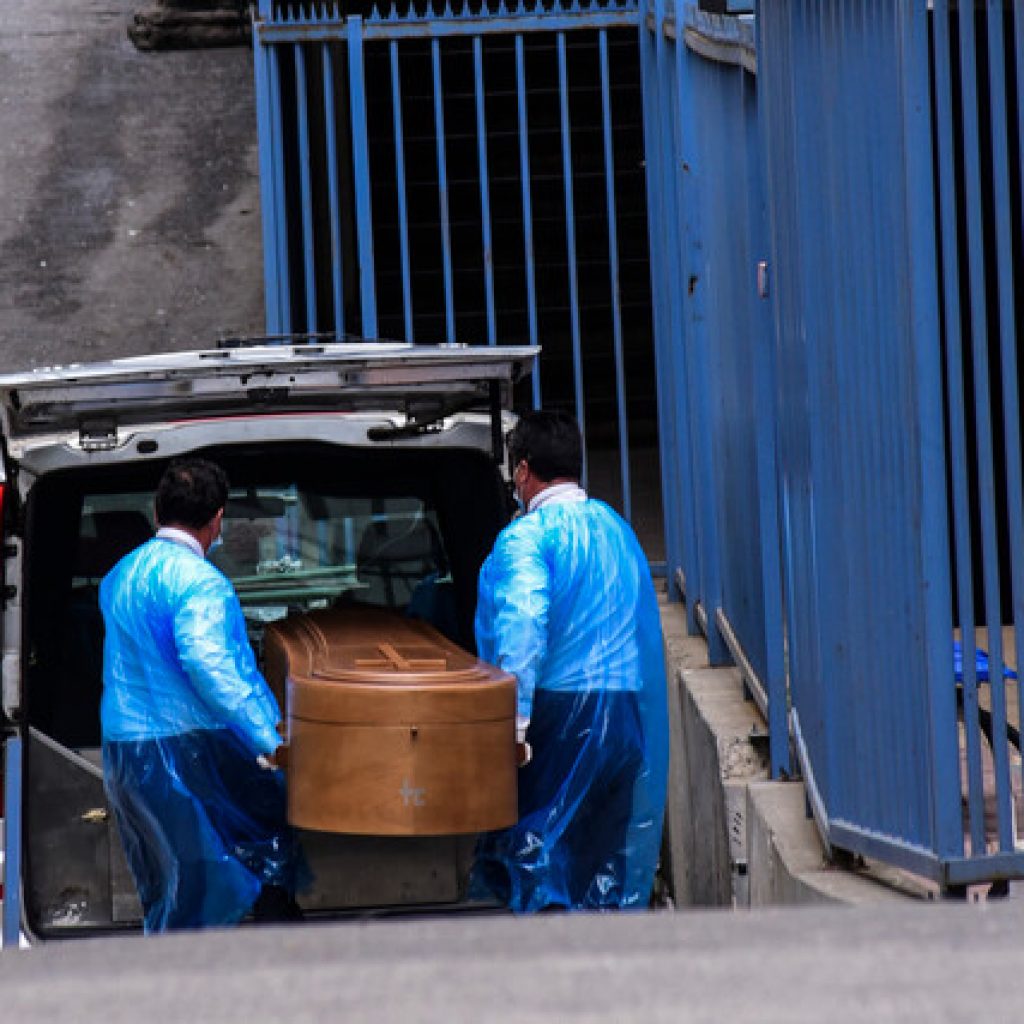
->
[0,0,264,373]
[661,599,768,907]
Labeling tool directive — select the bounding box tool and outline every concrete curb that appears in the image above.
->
[659,600,928,908]
[746,782,918,905]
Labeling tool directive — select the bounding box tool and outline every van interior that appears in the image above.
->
[19,441,511,937]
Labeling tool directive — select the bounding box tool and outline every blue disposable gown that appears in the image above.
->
[474,498,669,911]
[100,536,299,931]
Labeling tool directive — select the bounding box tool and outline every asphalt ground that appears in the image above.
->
[0,0,264,372]
[2,901,1024,1022]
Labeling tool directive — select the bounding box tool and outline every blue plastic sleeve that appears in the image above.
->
[174,575,282,755]
[476,524,551,723]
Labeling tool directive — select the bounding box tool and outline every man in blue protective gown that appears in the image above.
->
[100,459,302,932]
[473,411,669,912]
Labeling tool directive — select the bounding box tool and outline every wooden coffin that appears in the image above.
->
[264,607,518,836]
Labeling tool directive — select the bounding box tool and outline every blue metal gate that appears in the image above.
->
[757,0,1024,885]
[252,0,664,544]
[927,0,1024,882]
[643,0,1024,885]
[756,0,960,879]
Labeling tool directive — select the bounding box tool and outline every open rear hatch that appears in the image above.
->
[0,342,538,459]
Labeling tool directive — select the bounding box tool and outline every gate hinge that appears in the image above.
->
[79,418,119,452]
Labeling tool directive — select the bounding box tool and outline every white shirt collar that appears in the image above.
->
[156,526,205,559]
[528,482,588,514]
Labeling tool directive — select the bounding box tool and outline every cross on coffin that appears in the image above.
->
[354,642,447,671]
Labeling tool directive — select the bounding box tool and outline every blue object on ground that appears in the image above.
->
[953,640,1019,683]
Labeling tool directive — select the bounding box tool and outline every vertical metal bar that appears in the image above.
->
[673,0,726,663]
[985,2,1024,810]
[474,36,497,347]
[640,0,695,621]
[758,1,801,778]
[786,0,836,820]
[670,6,701,620]
[599,29,632,522]
[1017,5,1024,763]
[959,0,1013,848]
[839,0,865,823]
[294,43,318,336]
[433,38,456,345]
[253,17,282,334]
[348,16,378,338]
[515,35,542,407]
[754,334,789,777]
[390,40,413,343]
[862,0,903,846]
[890,0,926,852]
[750,12,789,777]
[558,32,588,486]
[901,0,961,861]
[1018,4,1024,243]
[933,0,983,855]
[2,734,22,948]
[269,43,292,335]
[323,44,346,340]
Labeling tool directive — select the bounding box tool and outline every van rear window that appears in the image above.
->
[74,485,452,632]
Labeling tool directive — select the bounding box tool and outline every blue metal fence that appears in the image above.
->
[252,0,662,542]
[755,0,1024,885]
[645,0,1024,885]
[929,0,1024,881]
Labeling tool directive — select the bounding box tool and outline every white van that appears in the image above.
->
[0,341,537,944]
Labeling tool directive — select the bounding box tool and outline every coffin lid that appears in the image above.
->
[267,608,515,725]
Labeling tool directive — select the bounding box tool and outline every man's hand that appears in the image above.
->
[257,744,289,771]
[257,722,290,771]
[515,716,531,766]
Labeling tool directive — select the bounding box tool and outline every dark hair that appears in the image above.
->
[506,410,583,482]
[154,458,229,529]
